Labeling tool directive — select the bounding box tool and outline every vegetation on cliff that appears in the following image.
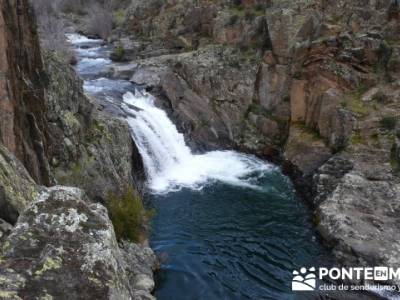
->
[0,1,157,298]
[112,0,400,280]
[107,187,155,243]
[1,0,400,297]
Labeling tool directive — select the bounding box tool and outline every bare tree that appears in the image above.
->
[31,0,117,58]
[31,0,72,62]
[86,1,114,40]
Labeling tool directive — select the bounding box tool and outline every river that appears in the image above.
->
[67,33,333,300]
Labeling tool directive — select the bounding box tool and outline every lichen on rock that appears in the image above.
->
[0,144,41,224]
[0,186,158,300]
[42,51,145,203]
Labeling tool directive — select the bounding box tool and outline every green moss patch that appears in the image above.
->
[341,84,372,117]
[351,131,364,145]
[380,116,398,131]
[106,187,155,243]
[292,121,321,141]
[110,42,126,62]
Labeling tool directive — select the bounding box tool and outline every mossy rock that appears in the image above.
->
[0,144,40,224]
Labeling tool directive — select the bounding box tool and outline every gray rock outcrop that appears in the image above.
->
[42,52,145,203]
[0,1,157,299]
[0,186,157,300]
[0,144,41,224]
[117,0,400,284]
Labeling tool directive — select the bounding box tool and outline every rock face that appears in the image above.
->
[0,144,41,224]
[42,52,145,202]
[132,45,262,150]
[0,186,157,300]
[119,0,400,281]
[0,218,12,244]
[316,170,400,267]
[0,0,51,185]
[118,0,288,152]
[0,1,156,299]
[1,0,145,202]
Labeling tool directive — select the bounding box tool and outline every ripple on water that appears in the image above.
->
[67,33,332,300]
[151,178,332,300]
[76,58,112,76]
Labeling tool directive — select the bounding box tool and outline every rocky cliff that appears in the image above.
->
[0,0,156,299]
[114,0,400,283]
[0,185,157,300]
[0,0,51,185]
[42,51,145,202]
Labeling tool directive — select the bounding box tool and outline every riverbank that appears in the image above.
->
[67,28,396,299]
[0,2,158,298]
[0,0,396,298]
[105,1,400,290]
[66,31,335,298]
[62,0,400,292]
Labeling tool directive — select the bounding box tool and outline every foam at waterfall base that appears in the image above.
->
[122,91,276,194]
[149,151,274,193]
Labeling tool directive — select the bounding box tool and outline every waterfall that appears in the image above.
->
[122,90,274,193]
[65,32,274,193]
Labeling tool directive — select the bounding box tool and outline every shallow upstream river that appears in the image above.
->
[68,34,333,300]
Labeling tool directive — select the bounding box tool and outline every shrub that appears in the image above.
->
[110,42,126,61]
[254,3,266,12]
[356,83,368,95]
[227,14,239,26]
[113,9,126,28]
[107,187,154,242]
[351,132,363,145]
[380,116,398,131]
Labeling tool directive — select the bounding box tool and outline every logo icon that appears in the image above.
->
[374,267,388,281]
[292,267,316,291]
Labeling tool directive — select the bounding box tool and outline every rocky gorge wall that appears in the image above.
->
[110,0,400,286]
[42,51,145,203]
[0,0,51,185]
[0,0,156,299]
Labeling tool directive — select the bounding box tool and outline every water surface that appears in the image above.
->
[150,178,329,300]
[68,33,331,300]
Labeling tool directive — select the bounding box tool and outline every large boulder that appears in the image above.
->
[0,186,157,300]
[266,6,322,63]
[0,144,41,224]
[316,171,400,269]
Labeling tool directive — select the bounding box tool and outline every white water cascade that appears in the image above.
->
[122,90,274,193]
[65,33,275,194]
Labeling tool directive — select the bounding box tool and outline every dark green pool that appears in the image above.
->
[150,169,330,300]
